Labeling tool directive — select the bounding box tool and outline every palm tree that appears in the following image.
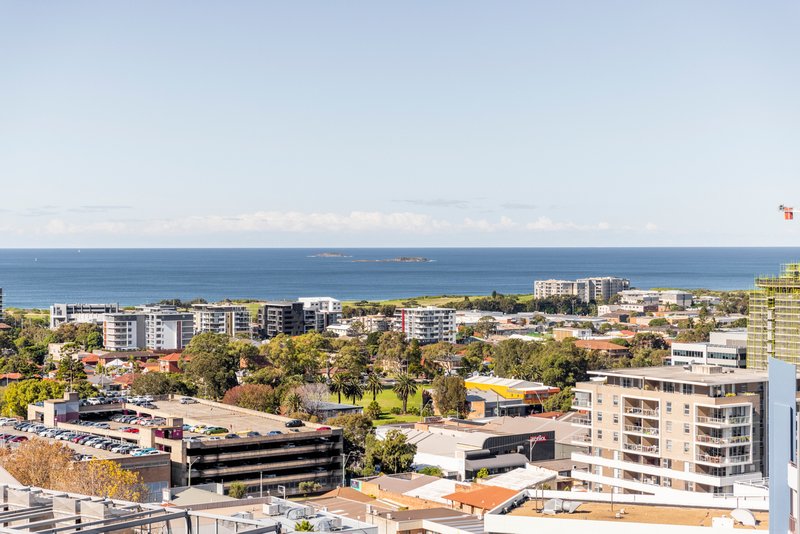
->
[366,372,383,401]
[330,373,347,404]
[393,373,418,413]
[344,375,364,405]
[282,391,303,415]
[294,520,315,532]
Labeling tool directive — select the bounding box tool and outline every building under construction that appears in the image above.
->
[747,263,800,369]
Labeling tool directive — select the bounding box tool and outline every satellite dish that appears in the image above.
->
[730,508,757,527]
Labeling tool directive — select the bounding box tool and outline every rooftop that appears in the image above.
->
[464,376,556,392]
[587,365,769,386]
[574,340,628,351]
[506,499,767,529]
[443,486,518,510]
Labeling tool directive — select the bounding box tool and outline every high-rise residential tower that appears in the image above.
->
[747,262,800,369]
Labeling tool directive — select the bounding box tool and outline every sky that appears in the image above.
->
[1,1,799,248]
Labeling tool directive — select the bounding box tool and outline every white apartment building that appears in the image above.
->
[400,307,456,344]
[192,303,251,337]
[570,365,766,496]
[660,290,693,308]
[142,306,194,350]
[534,277,629,303]
[50,303,120,329]
[670,331,747,368]
[619,290,661,305]
[103,312,146,351]
[299,297,343,331]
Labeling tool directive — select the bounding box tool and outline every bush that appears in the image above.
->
[390,407,402,415]
[475,468,489,479]
[365,401,382,420]
[407,406,420,415]
[418,466,443,477]
[228,481,247,499]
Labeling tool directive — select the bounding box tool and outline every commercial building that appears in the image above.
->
[399,307,456,344]
[670,332,747,368]
[748,262,800,369]
[50,303,120,329]
[533,277,630,303]
[464,376,560,417]
[28,394,345,498]
[257,301,305,338]
[570,365,767,496]
[299,297,343,331]
[192,303,251,337]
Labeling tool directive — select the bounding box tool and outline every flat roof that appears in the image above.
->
[507,500,767,529]
[587,365,768,386]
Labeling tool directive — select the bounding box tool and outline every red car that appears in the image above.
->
[122,427,140,434]
[316,426,331,431]
[9,436,27,443]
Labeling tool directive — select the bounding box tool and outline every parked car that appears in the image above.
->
[203,427,228,435]
[316,426,331,432]
[224,433,240,439]
[267,430,282,436]
[179,397,197,404]
[285,419,303,428]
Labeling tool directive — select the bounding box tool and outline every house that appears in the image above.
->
[158,352,189,373]
[574,339,630,358]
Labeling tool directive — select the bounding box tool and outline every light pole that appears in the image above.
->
[341,452,359,487]
[187,457,200,487]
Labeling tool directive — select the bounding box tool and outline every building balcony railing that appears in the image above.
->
[623,443,659,455]
[696,416,751,426]
[624,407,660,417]
[696,435,751,446]
[571,435,592,444]
[572,417,592,427]
[572,399,592,408]
[696,453,751,465]
[623,425,659,436]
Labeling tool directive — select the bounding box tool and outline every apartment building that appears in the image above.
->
[299,297,343,331]
[533,277,630,303]
[103,312,146,351]
[570,365,766,496]
[399,307,456,344]
[670,331,747,368]
[748,262,800,370]
[192,303,251,337]
[257,301,305,338]
[660,290,694,308]
[619,290,660,305]
[143,306,194,350]
[50,303,120,329]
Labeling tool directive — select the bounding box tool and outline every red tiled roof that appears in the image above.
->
[82,354,100,364]
[159,353,189,362]
[0,373,22,380]
[575,340,629,351]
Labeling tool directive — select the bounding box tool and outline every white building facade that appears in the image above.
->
[400,307,456,344]
[50,303,120,329]
[192,303,251,337]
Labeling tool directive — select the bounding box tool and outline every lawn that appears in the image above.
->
[330,385,426,426]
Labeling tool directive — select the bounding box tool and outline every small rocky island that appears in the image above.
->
[309,252,350,258]
[353,256,432,263]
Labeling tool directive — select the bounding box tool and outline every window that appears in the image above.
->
[597,411,603,422]
[683,423,690,434]
[682,384,693,395]
[666,439,672,451]
[684,442,690,453]
[613,432,619,442]
[683,404,690,416]
[613,414,619,424]
[597,394,603,405]
[597,430,603,440]
[613,395,619,406]
[666,421,672,432]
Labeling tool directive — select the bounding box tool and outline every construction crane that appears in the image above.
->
[780,205,794,220]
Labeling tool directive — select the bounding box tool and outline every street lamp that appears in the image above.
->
[187,457,200,487]
[341,452,359,487]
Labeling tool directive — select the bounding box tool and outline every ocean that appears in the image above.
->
[0,248,797,309]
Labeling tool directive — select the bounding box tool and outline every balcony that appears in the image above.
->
[623,407,659,418]
[696,435,751,446]
[571,435,592,446]
[623,425,659,437]
[696,416,751,427]
[572,417,592,427]
[695,453,751,465]
[572,399,592,409]
[623,443,659,455]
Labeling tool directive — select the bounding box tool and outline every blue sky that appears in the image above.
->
[1,1,799,247]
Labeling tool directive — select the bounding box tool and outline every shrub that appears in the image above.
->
[228,482,247,499]
[365,401,382,420]
[390,407,402,415]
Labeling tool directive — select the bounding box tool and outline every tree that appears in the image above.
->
[282,390,303,415]
[366,372,383,401]
[343,375,364,405]
[295,382,330,416]
[330,373,347,404]
[298,481,322,496]
[56,344,86,389]
[364,400,382,420]
[3,379,65,416]
[376,332,407,373]
[431,375,466,417]
[475,468,489,479]
[474,316,498,338]
[418,466,443,477]
[222,384,279,413]
[131,373,195,396]
[0,441,145,501]
[335,343,369,376]
[183,333,239,399]
[392,373,417,413]
[294,520,315,532]
[366,429,416,474]
[228,481,247,499]
[326,413,374,456]
[542,386,573,412]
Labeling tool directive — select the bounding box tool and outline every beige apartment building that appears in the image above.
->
[570,365,766,496]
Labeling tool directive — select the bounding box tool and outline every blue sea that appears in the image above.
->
[0,248,797,308]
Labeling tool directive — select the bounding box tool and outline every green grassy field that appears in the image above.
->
[330,385,425,425]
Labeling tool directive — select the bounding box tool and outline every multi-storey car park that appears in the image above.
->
[26,393,344,499]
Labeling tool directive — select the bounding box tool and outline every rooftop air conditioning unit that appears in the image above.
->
[328,518,342,530]
[264,504,282,516]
